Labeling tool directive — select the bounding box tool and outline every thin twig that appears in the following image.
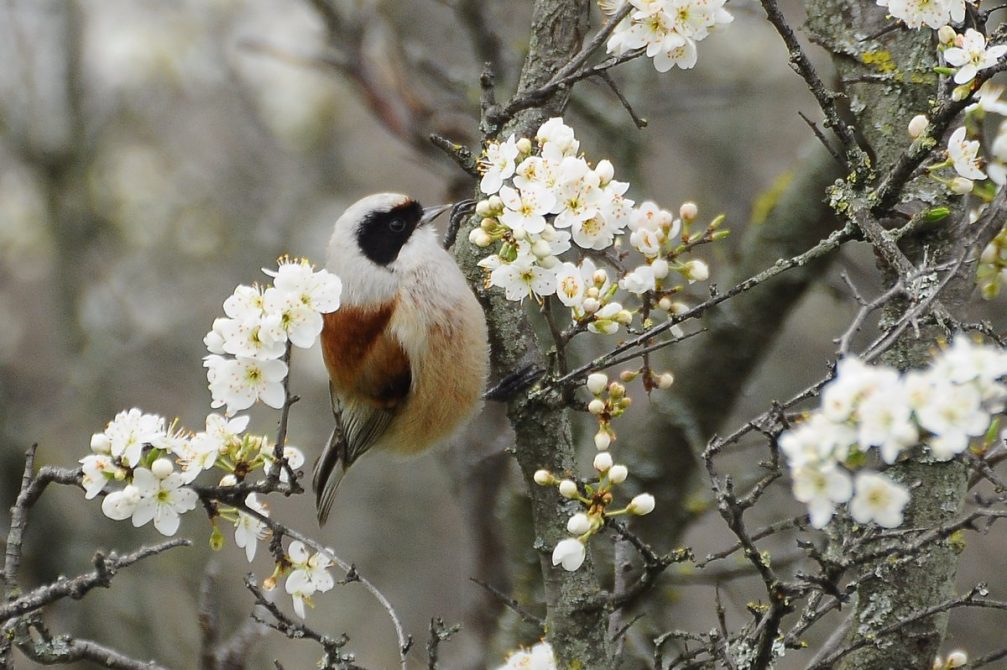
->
[469,577,544,628]
[0,539,189,623]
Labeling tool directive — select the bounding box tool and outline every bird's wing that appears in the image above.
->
[314,314,412,524]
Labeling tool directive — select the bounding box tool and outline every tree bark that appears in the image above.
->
[453,1,613,666]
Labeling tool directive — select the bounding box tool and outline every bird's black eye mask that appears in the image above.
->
[355,200,424,267]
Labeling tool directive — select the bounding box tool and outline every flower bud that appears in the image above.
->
[946,651,968,668]
[475,199,493,217]
[595,159,615,185]
[593,451,613,472]
[540,224,557,241]
[651,258,670,279]
[585,286,600,299]
[656,372,675,389]
[907,114,929,138]
[627,493,656,515]
[586,372,609,395]
[512,227,527,241]
[151,458,174,479]
[593,269,608,286]
[683,259,709,282]
[952,84,972,102]
[567,512,592,535]
[620,369,640,382]
[657,296,674,312]
[534,469,554,486]
[588,398,606,415]
[608,464,629,484]
[90,433,111,455]
[469,228,492,247]
[679,202,698,221]
[950,177,974,194]
[938,25,956,45]
[539,255,559,270]
[558,479,579,498]
[670,301,689,315]
[552,537,586,571]
[531,239,553,259]
[608,382,626,398]
[516,137,533,154]
[594,430,612,451]
[614,309,633,325]
[582,297,601,314]
[219,474,237,487]
[480,217,497,230]
[487,195,503,212]
[619,397,632,409]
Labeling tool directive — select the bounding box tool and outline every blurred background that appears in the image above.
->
[3,0,1006,668]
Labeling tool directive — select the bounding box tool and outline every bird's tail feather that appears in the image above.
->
[313,425,349,525]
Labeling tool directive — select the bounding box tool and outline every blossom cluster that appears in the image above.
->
[603,0,733,72]
[535,373,657,572]
[204,257,341,415]
[85,408,289,553]
[84,258,340,619]
[495,641,556,670]
[780,338,1007,529]
[474,117,722,335]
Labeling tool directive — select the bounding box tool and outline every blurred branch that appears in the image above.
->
[455,0,502,71]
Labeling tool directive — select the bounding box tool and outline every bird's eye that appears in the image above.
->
[388,218,406,233]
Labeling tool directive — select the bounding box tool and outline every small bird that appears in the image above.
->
[313,193,489,524]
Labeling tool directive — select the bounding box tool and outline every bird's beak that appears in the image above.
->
[419,203,454,227]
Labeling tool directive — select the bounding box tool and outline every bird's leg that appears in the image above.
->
[484,364,546,401]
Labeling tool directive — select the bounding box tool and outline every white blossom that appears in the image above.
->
[849,471,910,528]
[130,467,198,536]
[234,493,269,562]
[206,355,288,414]
[480,135,520,195]
[495,641,557,670]
[791,465,853,528]
[947,126,986,181]
[944,29,1007,85]
[284,541,335,618]
[551,538,586,571]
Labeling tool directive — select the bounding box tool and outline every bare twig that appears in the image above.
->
[426,617,460,670]
[0,540,189,623]
[469,577,544,628]
[245,576,359,670]
[757,0,867,174]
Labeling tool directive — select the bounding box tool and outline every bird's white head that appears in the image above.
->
[326,193,448,305]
